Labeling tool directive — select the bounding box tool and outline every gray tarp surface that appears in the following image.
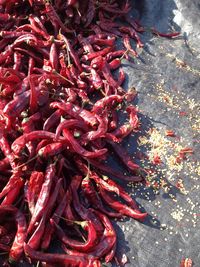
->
[112,0,200,266]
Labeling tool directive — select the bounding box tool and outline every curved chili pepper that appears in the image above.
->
[81,175,122,218]
[38,142,69,159]
[63,128,107,159]
[22,112,41,133]
[99,188,147,221]
[108,141,140,172]
[55,119,88,140]
[24,244,92,266]
[3,90,30,119]
[50,102,98,127]
[82,47,113,62]
[151,28,180,38]
[92,95,123,114]
[13,52,22,71]
[91,173,138,209]
[88,159,142,182]
[51,219,98,252]
[43,110,62,131]
[123,34,138,57]
[120,26,143,48]
[0,134,16,169]
[11,131,57,155]
[89,210,117,261]
[70,175,104,237]
[106,50,127,61]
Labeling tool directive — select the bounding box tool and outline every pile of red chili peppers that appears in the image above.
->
[0,0,180,266]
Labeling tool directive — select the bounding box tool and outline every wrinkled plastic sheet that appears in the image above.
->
[111,0,200,266]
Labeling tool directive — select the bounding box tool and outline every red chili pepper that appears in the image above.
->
[41,189,69,250]
[3,90,30,120]
[0,172,20,201]
[85,0,95,27]
[123,34,138,57]
[49,43,58,71]
[101,60,120,89]
[13,52,22,71]
[151,28,180,38]
[0,134,16,169]
[63,128,107,159]
[0,206,27,262]
[14,47,43,65]
[26,171,45,215]
[92,95,123,114]
[92,37,116,47]
[89,159,143,182]
[81,113,108,144]
[89,56,103,70]
[89,210,117,261]
[70,175,104,237]
[99,188,147,221]
[109,58,121,70]
[52,219,98,252]
[106,50,128,61]
[24,243,93,266]
[180,258,193,267]
[0,13,11,22]
[43,110,62,131]
[11,131,57,155]
[108,141,140,171]
[120,26,144,48]
[1,178,24,205]
[82,46,113,62]
[38,142,68,159]
[27,162,56,234]
[81,174,122,218]
[78,34,94,54]
[91,173,138,209]
[90,68,103,90]
[50,101,98,126]
[28,178,62,250]
[55,118,88,140]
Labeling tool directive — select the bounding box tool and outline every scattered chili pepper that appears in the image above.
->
[165,130,176,137]
[180,258,193,267]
